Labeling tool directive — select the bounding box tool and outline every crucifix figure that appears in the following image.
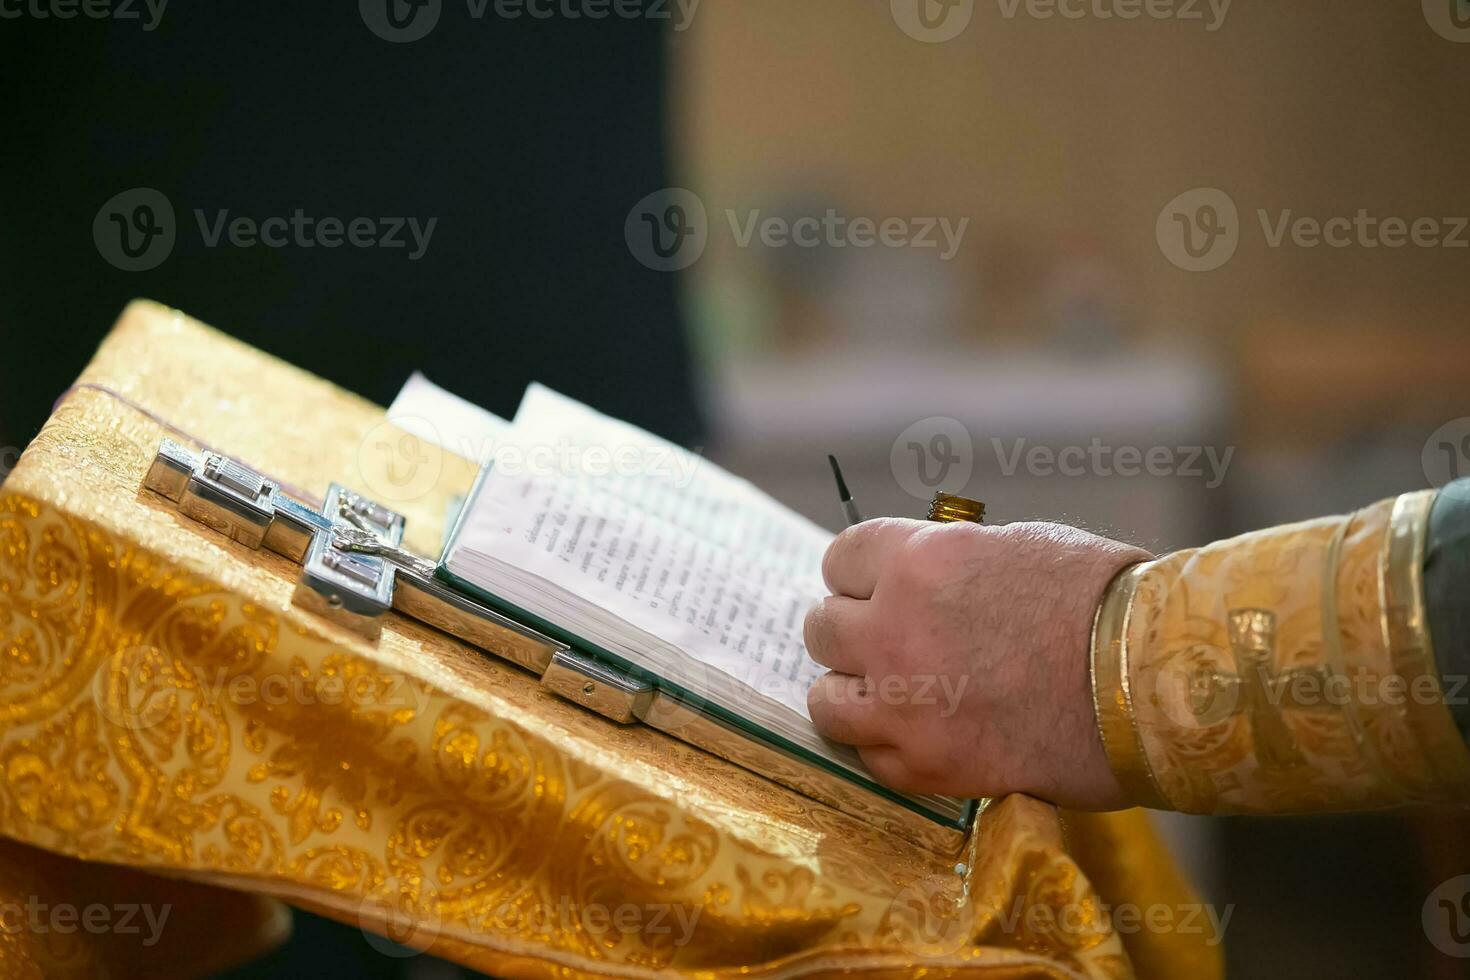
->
[1187,609,1336,772]
[1231,610,1314,770]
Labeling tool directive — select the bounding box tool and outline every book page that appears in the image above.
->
[452,384,834,715]
[504,384,831,574]
[386,371,510,464]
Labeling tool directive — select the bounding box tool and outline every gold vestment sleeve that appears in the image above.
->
[1092,490,1470,813]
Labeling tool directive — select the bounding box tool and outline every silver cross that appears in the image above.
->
[330,525,438,580]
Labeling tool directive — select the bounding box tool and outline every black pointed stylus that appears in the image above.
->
[827,454,863,527]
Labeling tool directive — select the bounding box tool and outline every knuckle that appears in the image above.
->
[805,599,863,669]
[871,752,924,793]
[896,524,984,579]
[819,541,841,587]
[858,745,898,778]
[885,546,933,590]
[827,519,911,576]
[900,525,949,563]
[802,600,828,647]
[821,527,862,587]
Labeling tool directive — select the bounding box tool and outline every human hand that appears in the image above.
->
[804,518,1151,809]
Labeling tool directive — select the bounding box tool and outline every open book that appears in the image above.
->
[437,383,970,828]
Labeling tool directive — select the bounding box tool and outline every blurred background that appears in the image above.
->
[680,7,1470,980]
[2,1,1469,977]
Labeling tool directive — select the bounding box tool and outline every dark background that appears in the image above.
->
[0,2,704,454]
[1,4,700,977]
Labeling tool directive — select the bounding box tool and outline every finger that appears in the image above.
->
[803,595,878,674]
[858,745,923,793]
[822,518,927,599]
[807,672,891,747]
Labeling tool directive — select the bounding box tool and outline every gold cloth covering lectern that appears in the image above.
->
[0,302,1217,979]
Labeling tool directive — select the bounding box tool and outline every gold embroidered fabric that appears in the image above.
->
[0,301,1216,978]
[1093,490,1470,813]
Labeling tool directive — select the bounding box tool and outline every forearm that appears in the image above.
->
[1091,481,1470,814]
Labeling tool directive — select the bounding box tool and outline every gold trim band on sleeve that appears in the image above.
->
[1090,560,1171,810]
[1317,514,1402,793]
[1385,489,1470,796]
[1085,489,1470,815]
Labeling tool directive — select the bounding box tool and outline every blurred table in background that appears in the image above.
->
[708,349,1229,545]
